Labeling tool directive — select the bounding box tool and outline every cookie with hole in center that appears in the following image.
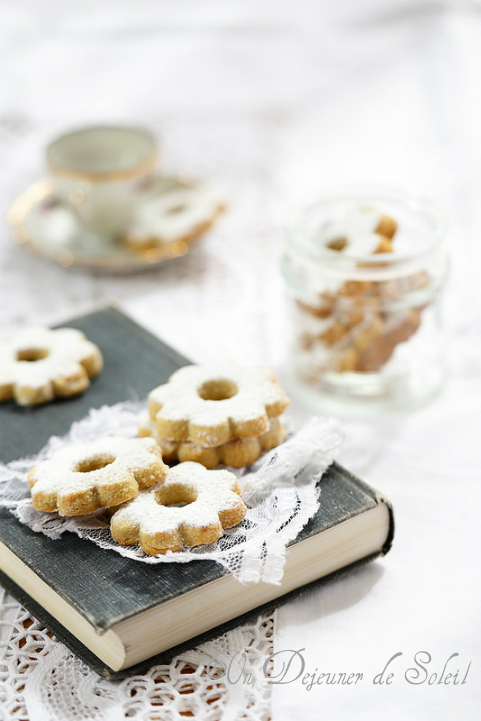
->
[110,461,247,554]
[124,180,226,251]
[0,326,103,406]
[28,437,168,516]
[148,364,290,448]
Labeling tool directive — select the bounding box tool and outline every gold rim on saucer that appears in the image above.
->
[8,177,225,272]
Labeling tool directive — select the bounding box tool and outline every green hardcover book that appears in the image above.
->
[0,307,394,678]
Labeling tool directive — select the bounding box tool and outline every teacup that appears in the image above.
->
[46,125,158,238]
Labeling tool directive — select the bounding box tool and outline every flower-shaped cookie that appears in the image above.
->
[0,327,103,406]
[138,411,286,468]
[125,181,226,250]
[110,461,247,554]
[28,437,168,516]
[148,364,290,447]
[321,207,397,255]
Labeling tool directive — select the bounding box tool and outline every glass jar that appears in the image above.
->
[281,192,449,416]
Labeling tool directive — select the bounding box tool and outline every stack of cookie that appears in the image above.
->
[295,207,429,377]
[27,361,292,554]
[7,331,289,554]
[139,364,290,468]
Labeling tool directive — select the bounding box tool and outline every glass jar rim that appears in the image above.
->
[284,190,446,272]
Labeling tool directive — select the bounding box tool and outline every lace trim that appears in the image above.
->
[0,587,274,721]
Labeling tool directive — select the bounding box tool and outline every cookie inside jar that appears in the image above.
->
[282,193,449,415]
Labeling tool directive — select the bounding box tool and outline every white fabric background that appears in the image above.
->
[1,1,481,719]
[274,378,481,719]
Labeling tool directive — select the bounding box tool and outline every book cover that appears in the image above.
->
[0,307,394,678]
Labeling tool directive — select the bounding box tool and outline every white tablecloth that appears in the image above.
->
[275,376,481,720]
[1,2,480,719]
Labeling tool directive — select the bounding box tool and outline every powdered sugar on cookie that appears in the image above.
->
[148,364,290,447]
[0,327,103,406]
[315,207,382,256]
[126,184,225,246]
[28,436,168,516]
[110,461,247,554]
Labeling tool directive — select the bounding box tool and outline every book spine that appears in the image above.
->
[331,463,395,555]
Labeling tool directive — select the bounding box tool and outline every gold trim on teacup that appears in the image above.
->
[47,152,158,184]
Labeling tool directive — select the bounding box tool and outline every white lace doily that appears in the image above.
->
[0,401,343,585]
[0,586,274,721]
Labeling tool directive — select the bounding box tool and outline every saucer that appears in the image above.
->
[8,175,226,271]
